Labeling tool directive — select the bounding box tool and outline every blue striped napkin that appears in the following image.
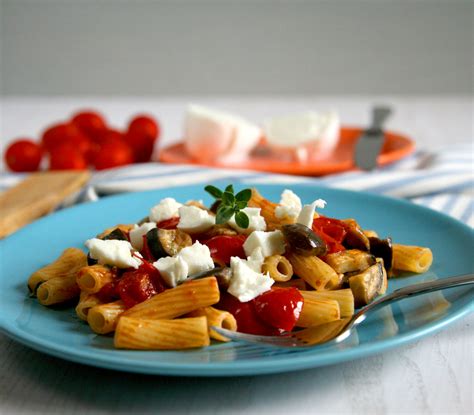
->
[1,143,472,226]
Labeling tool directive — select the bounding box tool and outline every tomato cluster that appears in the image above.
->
[4,110,160,172]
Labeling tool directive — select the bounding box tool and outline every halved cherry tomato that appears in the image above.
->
[203,235,247,265]
[5,139,43,172]
[312,217,347,254]
[116,264,165,308]
[71,110,107,139]
[93,141,134,170]
[123,130,155,162]
[218,292,280,336]
[156,217,180,230]
[49,144,87,170]
[253,287,304,332]
[96,280,119,303]
[127,115,159,141]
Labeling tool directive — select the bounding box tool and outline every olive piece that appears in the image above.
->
[282,223,328,256]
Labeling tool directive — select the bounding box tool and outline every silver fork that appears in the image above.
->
[212,273,474,348]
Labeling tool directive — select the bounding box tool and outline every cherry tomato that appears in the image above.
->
[96,129,124,145]
[253,287,304,332]
[123,131,155,162]
[116,264,165,308]
[41,123,87,152]
[49,144,87,170]
[127,115,159,141]
[93,141,134,170]
[312,217,347,254]
[4,139,43,172]
[218,292,280,335]
[71,110,107,139]
[203,235,247,265]
[156,217,180,230]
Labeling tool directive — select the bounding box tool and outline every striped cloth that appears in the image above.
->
[1,143,472,226]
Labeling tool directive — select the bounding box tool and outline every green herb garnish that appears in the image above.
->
[204,184,252,228]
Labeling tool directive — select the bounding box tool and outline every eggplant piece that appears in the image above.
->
[102,228,128,241]
[137,216,150,226]
[199,224,238,239]
[348,260,385,307]
[87,253,98,266]
[146,228,192,259]
[282,223,328,256]
[325,249,376,274]
[342,219,370,251]
[369,236,393,274]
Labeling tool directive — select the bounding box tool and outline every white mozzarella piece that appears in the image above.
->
[264,111,340,150]
[154,256,189,288]
[177,205,215,234]
[296,199,326,228]
[85,238,142,269]
[243,230,286,258]
[245,247,265,272]
[149,198,182,223]
[274,189,302,220]
[228,207,267,234]
[129,222,156,251]
[227,254,274,302]
[174,241,214,276]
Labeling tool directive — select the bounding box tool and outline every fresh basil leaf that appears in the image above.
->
[235,211,250,229]
[235,188,251,203]
[216,206,235,224]
[204,185,223,199]
[221,191,235,206]
[235,200,247,210]
[225,184,234,193]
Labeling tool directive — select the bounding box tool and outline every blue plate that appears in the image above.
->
[1,183,473,376]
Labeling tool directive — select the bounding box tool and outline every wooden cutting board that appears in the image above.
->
[0,171,90,238]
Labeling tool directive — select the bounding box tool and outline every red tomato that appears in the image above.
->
[71,110,107,139]
[312,217,347,254]
[41,123,87,152]
[156,217,180,229]
[218,292,280,335]
[49,144,87,170]
[203,235,247,265]
[123,131,155,162]
[93,141,134,170]
[116,264,165,308]
[127,115,159,141]
[4,139,43,172]
[96,129,124,145]
[96,281,119,303]
[253,287,304,332]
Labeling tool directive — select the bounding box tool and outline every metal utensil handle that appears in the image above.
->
[371,106,392,130]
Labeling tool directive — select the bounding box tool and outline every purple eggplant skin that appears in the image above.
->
[282,223,328,256]
[342,219,371,251]
[369,236,393,273]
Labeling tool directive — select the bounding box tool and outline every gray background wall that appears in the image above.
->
[1,0,472,96]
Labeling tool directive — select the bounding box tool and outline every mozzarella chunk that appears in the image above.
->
[129,222,156,251]
[154,256,189,287]
[228,207,267,234]
[296,199,326,228]
[184,104,261,161]
[177,241,215,275]
[228,254,274,302]
[149,198,182,223]
[274,189,302,220]
[85,238,142,269]
[177,205,215,234]
[245,247,265,272]
[243,230,286,258]
[264,111,340,149]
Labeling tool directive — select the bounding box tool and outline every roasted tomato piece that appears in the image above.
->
[96,281,119,303]
[312,217,347,254]
[117,264,165,308]
[218,292,280,336]
[156,217,180,230]
[253,287,304,332]
[203,235,247,265]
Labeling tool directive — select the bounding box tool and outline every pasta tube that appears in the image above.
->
[28,247,87,294]
[248,188,293,230]
[87,300,126,334]
[273,278,307,290]
[188,306,237,342]
[75,292,103,321]
[122,277,220,319]
[392,244,433,274]
[36,275,80,306]
[262,255,293,282]
[301,289,354,318]
[297,297,340,327]
[287,252,339,290]
[76,265,115,294]
[114,316,210,350]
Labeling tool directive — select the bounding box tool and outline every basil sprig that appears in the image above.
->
[204,184,252,228]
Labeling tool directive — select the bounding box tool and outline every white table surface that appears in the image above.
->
[0,96,473,415]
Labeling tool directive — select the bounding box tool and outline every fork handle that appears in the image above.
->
[371,106,392,130]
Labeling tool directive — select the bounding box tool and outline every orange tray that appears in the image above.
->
[159,127,415,176]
